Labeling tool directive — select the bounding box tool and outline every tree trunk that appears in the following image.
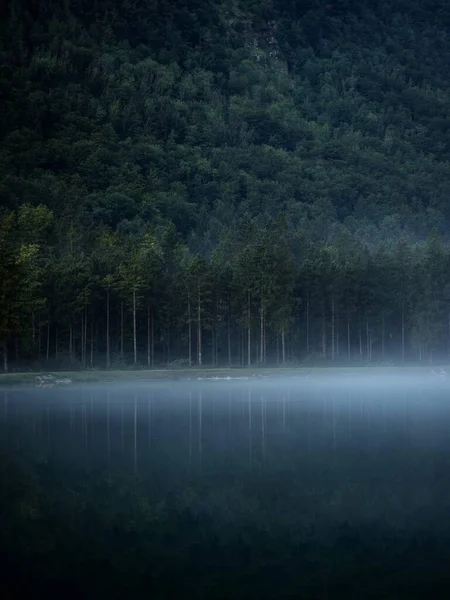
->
[188,293,192,367]
[197,286,202,367]
[15,336,19,364]
[55,327,58,361]
[331,292,335,361]
[133,290,137,365]
[306,290,310,357]
[38,322,41,362]
[366,317,370,361]
[227,316,231,367]
[147,306,151,368]
[69,323,73,364]
[90,316,94,368]
[260,303,264,365]
[321,295,326,358]
[46,323,50,361]
[347,317,351,361]
[151,309,154,368]
[281,327,286,366]
[336,299,339,358]
[358,315,362,357]
[2,338,8,373]
[401,303,405,362]
[106,290,110,368]
[120,301,124,361]
[276,330,280,366]
[247,292,251,367]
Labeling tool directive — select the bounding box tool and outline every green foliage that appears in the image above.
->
[2,0,450,368]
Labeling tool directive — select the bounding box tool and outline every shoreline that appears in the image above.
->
[0,365,446,386]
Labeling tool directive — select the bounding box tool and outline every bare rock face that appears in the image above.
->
[35,374,72,388]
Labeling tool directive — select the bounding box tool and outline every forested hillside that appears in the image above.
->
[2,0,450,370]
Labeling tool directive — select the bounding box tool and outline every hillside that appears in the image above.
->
[1,0,450,369]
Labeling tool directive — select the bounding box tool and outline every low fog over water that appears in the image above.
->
[2,374,450,598]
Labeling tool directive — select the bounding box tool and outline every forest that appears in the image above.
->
[2,0,450,370]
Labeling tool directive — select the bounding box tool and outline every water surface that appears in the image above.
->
[1,377,450,599]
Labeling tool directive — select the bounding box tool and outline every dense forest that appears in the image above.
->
[2,0,450,370]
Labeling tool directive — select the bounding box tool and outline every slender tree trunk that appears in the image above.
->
[197,285,202,367]
[15,336,19,364]
[381,312,385,359]
[321,295,326,358]
[90,316,94,368]
[147,306,151,368]
[120,301,124,361]
[151,309,154,368]
[336,299,339,358]
[260,303,264,365]
[306,290,310,357]
[281,327,286,366]
[55,327,58,361]
[188,293,192,367]
[106,290,110,369]
[247,292,251,367]
[38,322,41,362]
[331,292,335,361]
[69,323,73,364]
[84,305,88,368]
[366,317,370,361]
[133,290,137,365]
[347,317,351,360]
[2,338,8,373]
[401,303,405,362]
[227,316,231,367]
[46,323,50,361]
[358,314,362,357]
[276,330,280,366]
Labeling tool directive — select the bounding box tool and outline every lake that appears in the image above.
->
[1,375,450,599]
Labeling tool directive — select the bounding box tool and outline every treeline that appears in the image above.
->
[1,205,449,371]
[3,0,450,370]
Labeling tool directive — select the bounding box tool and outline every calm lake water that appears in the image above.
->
[1,376,450,599]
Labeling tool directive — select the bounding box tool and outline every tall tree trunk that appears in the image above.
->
[227,316,231,367]
[306,290,310,357]
[120,301,124,361]
[281,327,286,366]
[188,293,192,367]
[106,289,110,369]
[2,338,8,373]
[366,317,370,361]
[358,314,362,357]
[247,292,251,367]
[336,299,339,358]
[151,309,154,368]
[197,285,202,367]
[84,305,88,368]
[133,290,137,365]
[381,312,385,359]
[401,303,405,362]
[69,323,73,364]
[80,313,83,366]
[347,317,351,361]
[55,327,58,361]
[321,295,326,358]
[90,316,94,368]
[276,330,280,366]
[147,306,151,368]
[46,323,50,361]
[15,336,19,364]
[38,321,41,362]
[331,292,335,361]
[260,303,264,365]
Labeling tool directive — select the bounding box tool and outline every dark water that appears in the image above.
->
[1,377,450,599]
